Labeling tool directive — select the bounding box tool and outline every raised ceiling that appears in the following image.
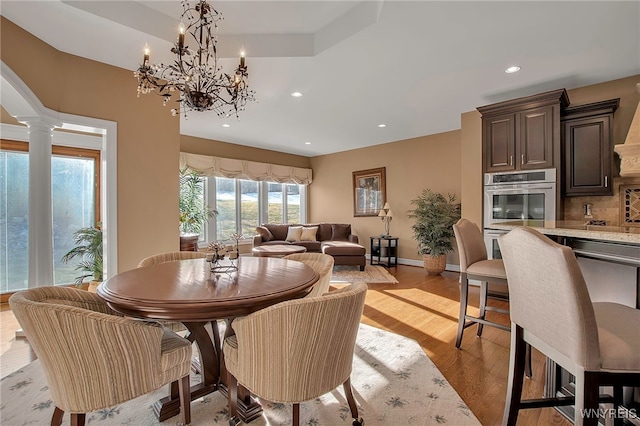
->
[2,1,639,156]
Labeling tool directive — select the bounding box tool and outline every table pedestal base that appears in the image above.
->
[153,382,218,421]
[152,380,263,423]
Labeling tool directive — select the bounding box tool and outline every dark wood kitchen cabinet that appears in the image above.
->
[561,98,619,196]
[478,89,570,173]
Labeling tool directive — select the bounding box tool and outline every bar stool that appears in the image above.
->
[499,227,640,426]
[453,218,510,345]
[453,219,533,377]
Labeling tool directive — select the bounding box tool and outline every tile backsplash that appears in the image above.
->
[563,176,640,226]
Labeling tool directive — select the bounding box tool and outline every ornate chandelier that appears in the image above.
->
[134,0,255,118]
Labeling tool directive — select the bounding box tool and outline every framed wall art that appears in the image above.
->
[352,167,386,217]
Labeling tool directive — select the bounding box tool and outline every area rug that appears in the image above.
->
[331,265,399,284]
[0,324,478,425]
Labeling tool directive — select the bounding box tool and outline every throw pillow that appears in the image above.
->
[256,226,274,242]
[300,226,318,241]
[285,226,303,242]
[331,224,351,241]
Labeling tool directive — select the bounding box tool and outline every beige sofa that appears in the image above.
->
[253,223,366,270]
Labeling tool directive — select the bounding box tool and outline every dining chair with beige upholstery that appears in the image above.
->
[499,227,640,426]
[9,286,192,426]
[223,281,368,426]
[137,251,207,268]
[283,252,334,297]
[137,251,207,332]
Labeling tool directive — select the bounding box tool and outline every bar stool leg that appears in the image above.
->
[456,272,470,348]
[477,281,488,336]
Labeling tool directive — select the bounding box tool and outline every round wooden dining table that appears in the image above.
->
[97,256,318,423]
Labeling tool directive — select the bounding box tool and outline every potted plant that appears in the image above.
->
[179,168,217,251]
[408,189,461,275]
[61,223,103,292]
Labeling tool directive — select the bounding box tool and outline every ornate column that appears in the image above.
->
[22,117,60,287]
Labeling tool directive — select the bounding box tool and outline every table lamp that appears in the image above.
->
[378,202,393,236]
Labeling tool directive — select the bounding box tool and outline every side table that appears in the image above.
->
[370,236,398,267]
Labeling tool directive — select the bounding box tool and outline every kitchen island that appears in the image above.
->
[487,219,639,307]
[487,220,640,244]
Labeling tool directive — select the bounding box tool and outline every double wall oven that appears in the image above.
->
[483,168,557,259]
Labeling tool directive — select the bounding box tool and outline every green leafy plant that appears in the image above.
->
[61,224,103,284]
[408,189,461,257]
[179,168,217,234]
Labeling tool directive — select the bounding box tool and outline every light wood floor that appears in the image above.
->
[0,265,571,426]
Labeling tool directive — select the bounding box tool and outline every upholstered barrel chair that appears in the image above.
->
[224,282,368,426]
[137,251,208,333]
[283,252,334,298]
[9,286,192,426]
[137,251,207,268]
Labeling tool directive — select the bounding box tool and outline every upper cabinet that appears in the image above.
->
[561,99,619,197]
[478,89,570,173]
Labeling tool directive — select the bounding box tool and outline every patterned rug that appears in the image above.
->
[1,324,478,425]
[331,265,399,284]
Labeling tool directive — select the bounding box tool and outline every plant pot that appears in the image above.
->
[423,254,446,276]
[87,281,101,293]
[180,233,200,252]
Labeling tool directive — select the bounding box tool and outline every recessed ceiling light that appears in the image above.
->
[291,91,303,97]
[378,124,387,128]
[221,123,230,128]
[505,66,521,74]
[304,142,311,145]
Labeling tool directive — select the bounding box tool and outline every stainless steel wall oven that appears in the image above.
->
[483,168,557,258]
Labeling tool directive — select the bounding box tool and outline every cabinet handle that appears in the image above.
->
[509,156,513,166]
[604,176,608,187]
[521,155,525,165]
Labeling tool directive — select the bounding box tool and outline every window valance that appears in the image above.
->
[179,152,313,185]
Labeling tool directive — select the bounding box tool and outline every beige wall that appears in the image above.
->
[309,131,461,263]
[1,17,179,272]
[460,110,483,227]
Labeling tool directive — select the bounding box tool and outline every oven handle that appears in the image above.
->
[484,185,555,193]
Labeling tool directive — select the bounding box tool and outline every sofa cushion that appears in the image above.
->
[331,224,352,241]
[256,226,274,242]
[322,241,365,256]
[300,226,318,241]
[285,226,304,242]
[317,223,333,242]
[264,224,290,241]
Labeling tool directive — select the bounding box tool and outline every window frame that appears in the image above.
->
[1,140,101,225]
[204,176,307,244]
[1,139,102,294]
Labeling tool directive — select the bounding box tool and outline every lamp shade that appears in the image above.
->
[386,210,394,218]
[383,202,391,210]
[378,210,387,217]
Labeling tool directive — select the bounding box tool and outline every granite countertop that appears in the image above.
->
[486,220,640,245]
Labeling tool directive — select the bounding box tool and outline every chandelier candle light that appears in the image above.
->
[134,0,255,118]
[378,202,393,236]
